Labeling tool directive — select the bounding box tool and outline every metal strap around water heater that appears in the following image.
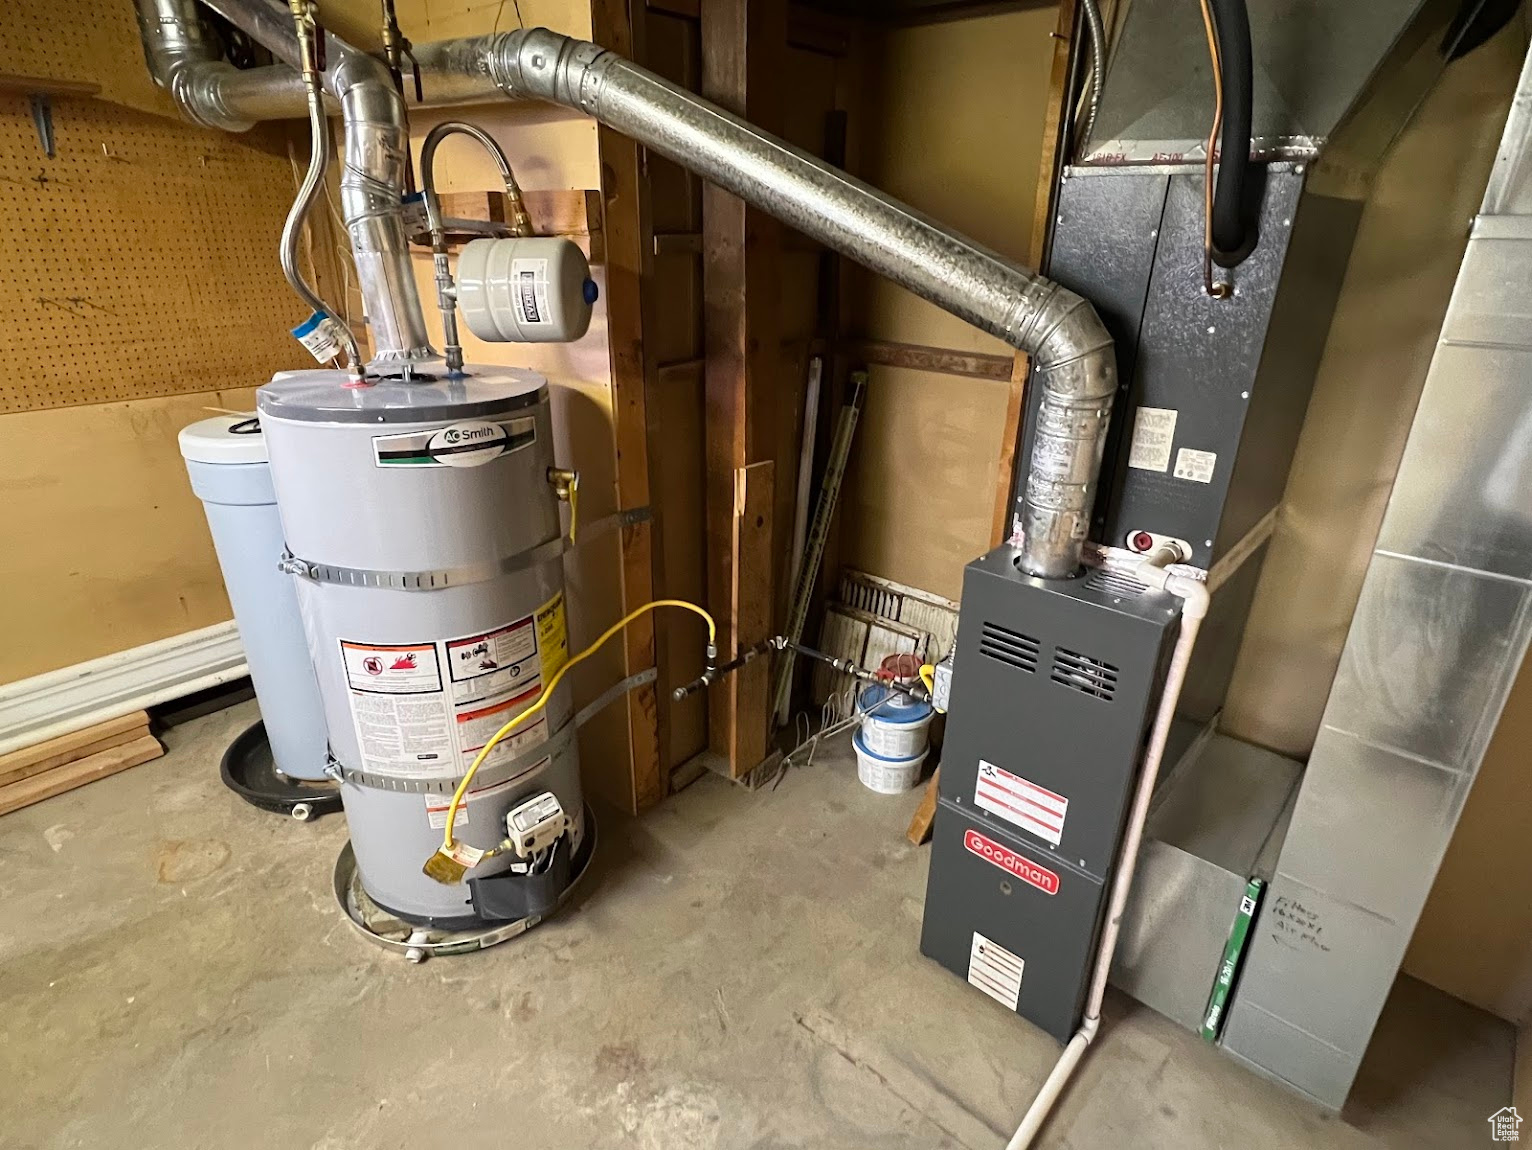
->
[281,506,652,590]
[332,666,659,793]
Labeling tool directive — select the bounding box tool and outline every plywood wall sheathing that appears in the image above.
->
[839,10,1058,602]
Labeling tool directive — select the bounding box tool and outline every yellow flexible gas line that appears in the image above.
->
[437,599,715,853]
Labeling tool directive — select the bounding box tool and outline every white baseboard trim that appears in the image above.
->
[0,622,249,757]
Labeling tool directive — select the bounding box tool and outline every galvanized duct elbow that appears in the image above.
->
[481,28,1115,578]
[159,0,433,368]
[135,0,309,131]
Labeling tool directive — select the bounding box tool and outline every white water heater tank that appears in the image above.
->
[257,366,585,927]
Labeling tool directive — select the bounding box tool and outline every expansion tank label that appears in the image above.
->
[967,932,1024,1011]
[372,416,535,468]
[338,591,570,781]
[973,760,1068,848]
[1127,406,1177,472]
[511,258,551,325]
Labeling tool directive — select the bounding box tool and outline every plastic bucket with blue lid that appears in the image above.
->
[852,727,927,795]
[858,682,935,761]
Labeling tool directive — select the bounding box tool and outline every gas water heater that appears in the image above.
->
[259,367,589,927]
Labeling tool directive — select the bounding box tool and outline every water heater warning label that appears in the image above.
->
[341,642,442,694]
[338,592,571,781]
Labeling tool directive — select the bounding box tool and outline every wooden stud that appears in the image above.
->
[647,0,701,17]
[838,338,1016,383]
[991,353,1030,547]
[701,0,788,777]
[0,734,163,817]
[1028,0,1079,271]
[987,0,1077,549]
[592,0,665,813]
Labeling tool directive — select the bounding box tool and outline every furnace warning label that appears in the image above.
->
[974,760,1068,847]
[968,932,1024,1011]
[337,593,570,781]
[1127,406,1177,472]
[1173,447,1217,484]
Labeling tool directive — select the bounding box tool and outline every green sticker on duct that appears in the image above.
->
[372,416,536,468]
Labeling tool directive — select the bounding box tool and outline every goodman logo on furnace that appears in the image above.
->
[372,417,536,468]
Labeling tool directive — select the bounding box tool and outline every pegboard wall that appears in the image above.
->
[0,94,317,414]
[2,0,173,117]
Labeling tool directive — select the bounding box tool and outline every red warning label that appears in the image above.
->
[964,828,1060,896]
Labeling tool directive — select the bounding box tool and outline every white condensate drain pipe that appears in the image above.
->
[1005,545,1209,1150]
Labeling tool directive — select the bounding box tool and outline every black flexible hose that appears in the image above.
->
[1210,0,1255,267]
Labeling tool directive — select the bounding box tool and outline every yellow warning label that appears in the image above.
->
[536,591,569,680]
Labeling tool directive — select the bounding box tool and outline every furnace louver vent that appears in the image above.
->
[1084,568,1148,599]
[1051,647,1118,701]
[979,621,1039,673]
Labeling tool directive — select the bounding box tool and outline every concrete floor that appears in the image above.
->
[0,700,1513,1149]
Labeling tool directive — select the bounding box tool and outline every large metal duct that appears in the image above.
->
[135,0,308,131]
[1221,38,1532,1110]
[136,5,1115,580]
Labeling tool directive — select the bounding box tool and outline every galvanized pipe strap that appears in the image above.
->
[279,506,650,589]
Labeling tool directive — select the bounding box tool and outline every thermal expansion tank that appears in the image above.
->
[257,367,585,927]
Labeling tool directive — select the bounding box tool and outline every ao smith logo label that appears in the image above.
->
[373,417,536,468]
[964,829,1060,895]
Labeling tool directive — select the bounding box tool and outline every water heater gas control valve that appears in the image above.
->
[505,792,568,859]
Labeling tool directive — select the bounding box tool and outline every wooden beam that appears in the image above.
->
[592,0,665,814]
[990,353,1030,547]
[409,189,605,260]
[1028,0,1078,270]
[839,337,1016,382]
[987,0,1078,551]
[787,5,852,57]
[647,0,701,16]
[653,231,704,257]
[702,0,787,777]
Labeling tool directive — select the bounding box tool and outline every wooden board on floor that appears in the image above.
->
[0,711,149,787]
[0,733,163,816]
[907,766,940,845]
